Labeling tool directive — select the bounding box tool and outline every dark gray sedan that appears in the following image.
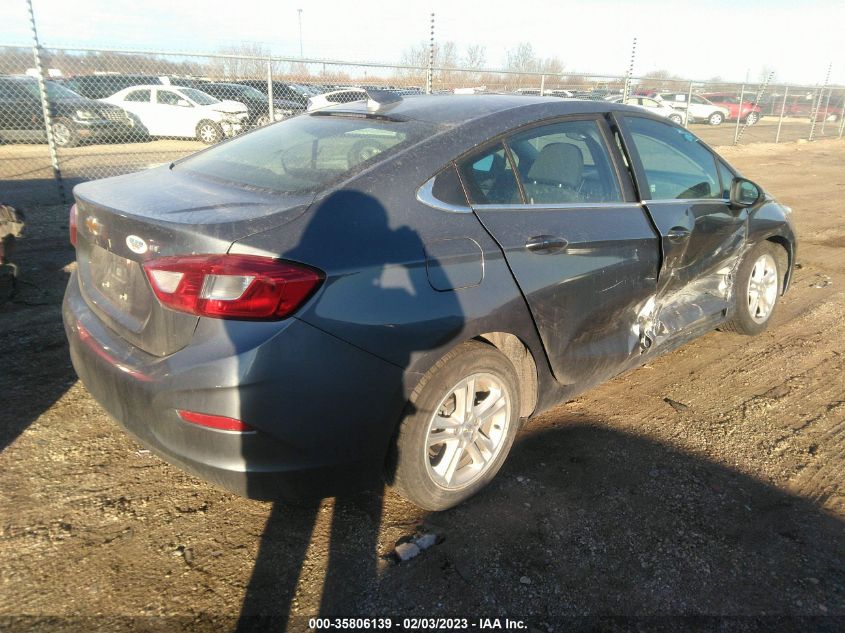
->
[63,94,796,510]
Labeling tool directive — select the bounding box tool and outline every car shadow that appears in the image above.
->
[234,417,845,629]
[0,202,75,450]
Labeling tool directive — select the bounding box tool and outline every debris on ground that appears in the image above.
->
[663,397,690,412]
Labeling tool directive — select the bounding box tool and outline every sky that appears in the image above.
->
[1,0,843,85]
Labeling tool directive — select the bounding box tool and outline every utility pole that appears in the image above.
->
[426,13,435,95]
[298,9,303,58]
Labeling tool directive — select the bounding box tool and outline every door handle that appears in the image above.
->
[666,227,691,241]
[525,235,569,253]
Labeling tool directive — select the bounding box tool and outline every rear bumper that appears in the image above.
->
[63,272,408,499]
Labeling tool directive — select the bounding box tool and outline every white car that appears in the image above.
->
[101,85,249,143]
[607,95,688,125]
[306,88,368,111]
[655,93,730,126]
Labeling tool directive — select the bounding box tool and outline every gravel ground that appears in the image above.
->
[1,139,844,632]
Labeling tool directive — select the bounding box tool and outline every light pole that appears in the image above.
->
[298,9,303,58]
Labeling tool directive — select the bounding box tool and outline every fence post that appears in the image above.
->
[540,74,545,96]
[820,88,833,135]
[26,0,65,203]
[684,80,694,129]
[775,85,788,143]
[266,58,274,121]
[426,13,435,95]
[733,84,745,145]
[839,91,845,138]
[809,63,832,142]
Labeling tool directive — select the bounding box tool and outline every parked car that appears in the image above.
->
[779,93,841,122]
[654,92,730,125]
[702,93,763,125]
[59,74,165,100]
[607,95,687,124]
[306,87,368,111]
[63,95,795,510]
[177,82,303,127]
[233,80,315,107]
[101,85,249,144]
[0,75,136,147]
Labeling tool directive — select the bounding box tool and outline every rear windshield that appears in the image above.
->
[175,113,437,194]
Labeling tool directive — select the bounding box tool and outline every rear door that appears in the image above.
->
[463,116,660,385]
[615,113,746,341]
[115,88,153,132]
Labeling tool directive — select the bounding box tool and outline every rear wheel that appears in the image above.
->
[196,120,223,144]
[254,114,270,127]
[745,111,760,125]
[708,111,724,126]
[722,242,784,335]
[389,341,521,510]
[669,113,683,124]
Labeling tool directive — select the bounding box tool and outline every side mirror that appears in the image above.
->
[730,177,763,210]
[177,99,192,107]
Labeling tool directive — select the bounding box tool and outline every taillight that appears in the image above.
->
[69,204,78,247]
[142,254,323,320]
[177,409,254,433]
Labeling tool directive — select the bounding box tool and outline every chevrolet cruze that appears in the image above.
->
[63,93,796,510]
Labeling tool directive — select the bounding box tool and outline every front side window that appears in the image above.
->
[717,160,735,199]
[507,119,623,204]
[156,90,182,106]
[178,87,219,106]
[624,115,720,200]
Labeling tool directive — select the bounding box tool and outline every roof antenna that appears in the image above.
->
[366,89,403,111]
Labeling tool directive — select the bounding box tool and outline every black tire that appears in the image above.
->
[744,111,760,125]
[254,114,271,128]
[196,120,223,144]
[388,341,521,510]
[669,113,683,125]
[52,118,79,148]
[722,242,785,335]
[708,111,725,126]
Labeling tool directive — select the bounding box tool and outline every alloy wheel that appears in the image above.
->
[424,373,512,490]
[747,253,778,323]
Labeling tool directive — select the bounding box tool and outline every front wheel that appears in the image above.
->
[722,242,785,335]
[669,113,683,124]
[254,114,270,128]
[744,111,760,125]
[196,120,223,144]
[708,111,725,126]
[52,118,79,148]
[388,341,521,510]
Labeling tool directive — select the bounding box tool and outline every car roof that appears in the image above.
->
[312,93,641,126]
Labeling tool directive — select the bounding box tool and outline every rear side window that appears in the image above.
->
[624,116,721,200]
[176,114,436,194]
[508,119,623,204]
[124,89,150,103]
[458,144,521,205]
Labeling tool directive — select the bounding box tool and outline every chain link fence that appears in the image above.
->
[2,44,844,206]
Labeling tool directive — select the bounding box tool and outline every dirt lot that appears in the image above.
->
[1,139,844,632]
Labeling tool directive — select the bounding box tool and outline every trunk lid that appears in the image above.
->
[73,165,313,356]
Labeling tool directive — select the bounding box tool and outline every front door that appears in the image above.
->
[616,113,747,343]
[462,117,660,386]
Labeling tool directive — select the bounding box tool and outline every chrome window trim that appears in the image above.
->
[471,201,644,211]
[416,176,473,214]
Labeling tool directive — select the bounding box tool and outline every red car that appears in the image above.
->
[779,94,842,122]
[702,93,763,125]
